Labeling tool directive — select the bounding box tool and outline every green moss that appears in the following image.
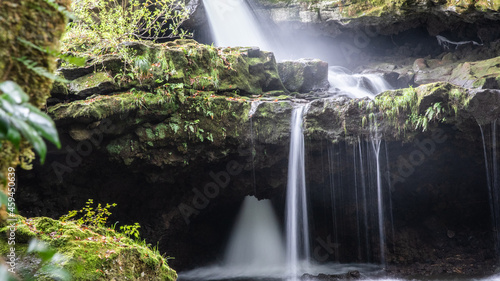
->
[70,72,114,93]
[106,143,123,156]
[49,90,180,120]
[367,82,472,136]
[0,216,177,281]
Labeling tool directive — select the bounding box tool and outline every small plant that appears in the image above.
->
[64,0,191,56]
[59,199,117,227]
[120,222,141,239]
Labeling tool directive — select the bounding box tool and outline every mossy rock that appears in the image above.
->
[277,59,329,93]
[450,56,500,89]
[0,216,177,280]
[69,72,118,98]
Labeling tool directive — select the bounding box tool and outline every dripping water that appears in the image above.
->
[479,120,500,257]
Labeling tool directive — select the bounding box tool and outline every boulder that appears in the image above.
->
[278,59,329,93]
[449,56,500,89]
[68,72,118,98]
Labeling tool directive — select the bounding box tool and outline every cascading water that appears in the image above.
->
[201,0,271,50]
[328,66,392,99]
[286,105,311,280]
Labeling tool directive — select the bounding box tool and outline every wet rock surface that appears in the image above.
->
[302,271,361,280]
[278,59,329,93]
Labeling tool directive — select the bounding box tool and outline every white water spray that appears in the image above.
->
[202,0,271,50]
[328,66,392,99]
[224,196,285,270]
[179,196,287,280]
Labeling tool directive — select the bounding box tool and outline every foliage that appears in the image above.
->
[42,0,75,20]
[63,0,191,56]
[0,81,61,164]
[60,199,143,240]
[17,37,86,67]
[60,199,117,227]
[120,222,141,239]
[0,238,70,281]
[365,83,472,135]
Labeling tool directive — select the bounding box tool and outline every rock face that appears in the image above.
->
[54,40,286,103]
[253,0,500,38]
[13,3,500,276]
[17,39,500,274]
[278,59,329,92]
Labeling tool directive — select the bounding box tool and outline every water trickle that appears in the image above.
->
[327,145,341,262]
[479,121,500,256]
[286,105,311,280]
[249,100,263,118]
[358,137,372,262]
[384,141,396,254]
[202,0,271,50]
[371,139,385,265]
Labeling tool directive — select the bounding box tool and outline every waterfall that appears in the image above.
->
[369,121,386,265]
[358,137,372,261]
[328,66,392,99]
[286,105,310,280]
[479,121,500,256]
[371,140,385,265]
[202,0,271,50]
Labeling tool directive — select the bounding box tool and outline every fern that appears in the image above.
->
[42,0,75,20]
[15,57,70,84]
[17,37,85,66]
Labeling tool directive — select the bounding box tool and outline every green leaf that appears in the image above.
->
[0,80,29,104]
[39,265,71,281]
[0,109,9,134]
[27,239,56,261]
[0,98,15,114]
[17,37,85,66]
[42,0,75,20]
[6,127,21,148]
[11,118,47,163]
[0,191,8,209]
[0,265,19,281]
[25,104,61,148]
[15,57,70,84]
